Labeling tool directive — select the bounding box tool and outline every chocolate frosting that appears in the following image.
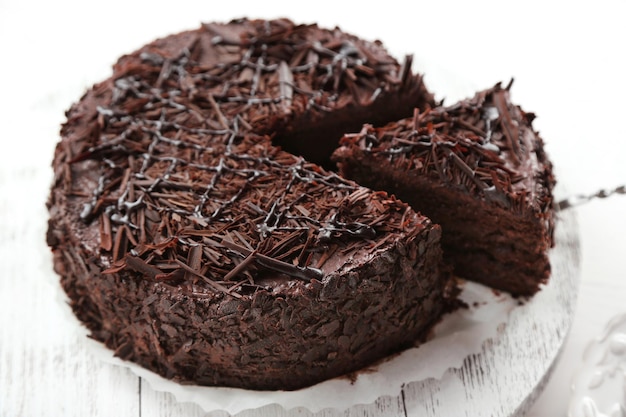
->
[335,82,554,221]
[47,18,448,390]
[333,82,556,295]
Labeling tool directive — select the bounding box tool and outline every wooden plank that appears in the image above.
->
[0,165,141,417]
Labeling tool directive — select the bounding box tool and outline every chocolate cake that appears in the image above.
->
[46,18,450,390]
[333,82,555,296]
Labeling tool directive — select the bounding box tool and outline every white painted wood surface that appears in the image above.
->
[2,1,626,416]
[0,136,579,417]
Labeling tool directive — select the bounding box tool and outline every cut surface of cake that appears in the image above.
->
[333,82,555,296]
[46,18,448,390]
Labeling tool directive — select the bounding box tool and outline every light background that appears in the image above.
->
[1,0,626,415]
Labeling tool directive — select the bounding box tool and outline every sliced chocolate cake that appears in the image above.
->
[46,18,448,390]
[333,82,555,296]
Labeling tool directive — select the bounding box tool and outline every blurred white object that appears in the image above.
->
[569,314,626,417]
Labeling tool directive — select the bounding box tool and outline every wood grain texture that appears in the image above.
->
[0,158,579,417]
[0,164,141,417]
[402,207,580,417]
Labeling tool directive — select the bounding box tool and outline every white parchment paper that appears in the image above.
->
[54,277,518,414]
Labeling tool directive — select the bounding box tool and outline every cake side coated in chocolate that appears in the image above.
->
[333,82,555,296]
[46,18,448,390]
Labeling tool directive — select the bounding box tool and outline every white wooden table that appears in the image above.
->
[2,1,626,416]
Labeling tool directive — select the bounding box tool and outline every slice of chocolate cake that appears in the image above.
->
[333,82,555,296]
[46,18,448,390]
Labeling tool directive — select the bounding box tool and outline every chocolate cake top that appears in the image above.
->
[335,82,555,219]
[52,18,433,298]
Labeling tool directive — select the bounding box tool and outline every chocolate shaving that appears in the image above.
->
[185,244,203,281]
[62,18,431,296]
[278,61,293,112]
[125,255,163,279]
[445,148,488,190]
[398,55,413,85]
[175,259,241,299]
[220,238,322,281]
[112,226,128,261]
[492,87,521,165]
[342,82,547,213]
[222,250,257,281]
[99,213,113,251]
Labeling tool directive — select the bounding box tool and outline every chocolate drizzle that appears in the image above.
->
[338,82,554,215]
[45,18,471,390]
[58,18,432,297]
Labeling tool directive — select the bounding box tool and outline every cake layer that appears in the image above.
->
[333,82,555,296]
